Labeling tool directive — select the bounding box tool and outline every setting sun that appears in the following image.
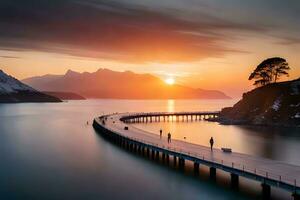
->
[165,78,175,85]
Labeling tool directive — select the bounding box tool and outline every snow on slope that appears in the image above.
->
[272,98,281,111]
[0,70,36,94]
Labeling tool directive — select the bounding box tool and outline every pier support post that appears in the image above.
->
[132,143,135,152]
[141,146,145,156]
[162,153,166,162]
[262,183,271,200]
[135,144,139,153]
[231,173,239,189]
[131,143,134,152]
[179,158,185,170]
[120,138,123,147]
[128,142,131,151]
[210,167,216,181]
[151,149,155,160]
[166,154,169,164]
[146,148,150,158]
[178,158,182,168]
[119,137,122,146]
[155,151,159,161]
[123,139,126,148]
[173,156,177,166]
[194,162,199,175]
[293,193,300,200]
[124,141,128,149]
[122,139,125,148]
[118,137,122,146]
[133,144,137,153]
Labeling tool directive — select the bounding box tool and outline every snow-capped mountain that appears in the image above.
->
[0,70,61,103]
[0,70,36,94]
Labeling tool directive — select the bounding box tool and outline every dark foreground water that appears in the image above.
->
[0,100,299,200]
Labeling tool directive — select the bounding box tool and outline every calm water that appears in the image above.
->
[0,99,299,200]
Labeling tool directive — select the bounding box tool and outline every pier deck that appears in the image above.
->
[93,112,300,199]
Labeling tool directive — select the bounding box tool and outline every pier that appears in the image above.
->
[93,112,300,200]
[121,111,219,123]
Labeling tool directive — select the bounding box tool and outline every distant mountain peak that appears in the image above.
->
[123,70,136,75]
[65,69,80,76]
[96,68,118,74]
[96,68,106,72]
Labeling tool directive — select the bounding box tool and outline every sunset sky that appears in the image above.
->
[0,0,300,97]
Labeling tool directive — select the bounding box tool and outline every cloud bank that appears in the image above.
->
[0,0,299,62]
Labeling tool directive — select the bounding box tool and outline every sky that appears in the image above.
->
[0,0,300,97]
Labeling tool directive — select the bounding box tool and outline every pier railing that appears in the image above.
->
[120,111,220,119]
[101,116,298,189]
[132,137,298,187]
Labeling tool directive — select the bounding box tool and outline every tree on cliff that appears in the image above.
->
[249,57,290,86]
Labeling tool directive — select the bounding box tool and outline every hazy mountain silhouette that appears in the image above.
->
[42,91,85,100]
[23,69,230,99]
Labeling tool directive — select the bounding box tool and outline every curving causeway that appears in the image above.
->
[93,111,300,200]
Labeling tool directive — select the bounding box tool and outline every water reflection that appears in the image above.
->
[167,99,175,112]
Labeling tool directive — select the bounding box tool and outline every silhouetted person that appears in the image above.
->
[210,137,214,151]
[167,132,171,143]
[159,129,162,139]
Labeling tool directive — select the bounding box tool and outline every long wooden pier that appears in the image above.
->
[93,112,300,200]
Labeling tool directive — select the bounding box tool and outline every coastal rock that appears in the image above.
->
[219,78,300,127]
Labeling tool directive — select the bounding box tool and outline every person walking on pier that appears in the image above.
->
[210,137,214,151]
[159,129,162,139]
[167,132,171,143]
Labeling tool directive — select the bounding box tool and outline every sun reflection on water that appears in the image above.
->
[167,99,175,113]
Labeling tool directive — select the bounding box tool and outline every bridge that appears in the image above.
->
[93,112,300,200]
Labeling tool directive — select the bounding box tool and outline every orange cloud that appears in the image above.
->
[0,0,268,63]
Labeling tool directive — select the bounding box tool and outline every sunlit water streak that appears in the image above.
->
[0,99,298,200]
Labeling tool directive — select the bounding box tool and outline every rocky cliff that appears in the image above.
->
[219,78,300,127]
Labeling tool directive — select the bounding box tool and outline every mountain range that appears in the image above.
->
[0,70,61,103]
[23,69,230,99]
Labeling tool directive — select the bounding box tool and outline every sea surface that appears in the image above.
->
[0,99,299,200]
